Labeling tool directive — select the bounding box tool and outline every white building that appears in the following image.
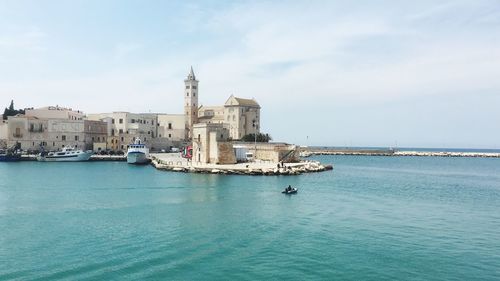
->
[87,112,185,152]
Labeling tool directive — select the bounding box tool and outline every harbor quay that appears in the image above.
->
[150,153,332,175]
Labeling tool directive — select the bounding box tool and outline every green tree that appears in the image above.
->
[3,100,24,120]
[241,133,272,142]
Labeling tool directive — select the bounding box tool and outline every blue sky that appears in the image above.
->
[1,0,499,148]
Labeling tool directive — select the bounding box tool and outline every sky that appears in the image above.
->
[0,0,499,148]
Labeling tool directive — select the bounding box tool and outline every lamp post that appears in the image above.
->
[252,119,257,160]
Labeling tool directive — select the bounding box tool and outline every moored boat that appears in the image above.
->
[37,146,93,162]
[127,138,149,164]
[0,149,22,162]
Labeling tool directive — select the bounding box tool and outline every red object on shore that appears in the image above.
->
[181,145,193,159]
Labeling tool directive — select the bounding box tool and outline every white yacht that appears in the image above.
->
[37,146,93,162]
[126,138,149,164]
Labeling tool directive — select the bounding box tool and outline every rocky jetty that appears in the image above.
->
[150,157,331,176]
[300,149,500,158]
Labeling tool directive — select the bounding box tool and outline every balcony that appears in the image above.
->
[13,133,23,138]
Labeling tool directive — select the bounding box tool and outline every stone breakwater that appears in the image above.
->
[300,150,500,158]
[150,155,332,176]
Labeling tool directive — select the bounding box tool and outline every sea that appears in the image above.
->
[1,155,500,280]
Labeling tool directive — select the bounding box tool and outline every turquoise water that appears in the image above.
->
[1,156,500,280]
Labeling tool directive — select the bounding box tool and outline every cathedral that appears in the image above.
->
[183,67,261,141]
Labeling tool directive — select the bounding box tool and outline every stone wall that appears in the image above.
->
[235,142,299,163]
[217,142,237,164]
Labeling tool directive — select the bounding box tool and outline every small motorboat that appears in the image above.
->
[282,187,298,194]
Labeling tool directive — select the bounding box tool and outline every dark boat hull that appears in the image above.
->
[282,188,298,194]
[0,155,22,162]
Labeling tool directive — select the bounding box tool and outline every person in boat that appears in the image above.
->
[287,185,292,191]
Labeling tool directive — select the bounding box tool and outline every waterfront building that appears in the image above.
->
[157,114,185,141]
[5,113,107,151]
[87,112,185,152]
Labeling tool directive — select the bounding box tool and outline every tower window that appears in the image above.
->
[193,93,196,97]
[187,93,189,97]
[192,86,197,89]
[186,85,190,89]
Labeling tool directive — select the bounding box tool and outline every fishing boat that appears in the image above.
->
[126,138,150,164]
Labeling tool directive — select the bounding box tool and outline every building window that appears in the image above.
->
[168,134,171,138]
[119,118,123,124]
[92,137,95,141]
[111,129,115,136]
[192,86,197,90]
[119,129,123,134]
[168,123,172,129]
[144,138,146,141]
[186,85,190,89]
[193,93,196,97]
[97,137,100,142]
[112,119,115,124]
[186,93,189,97]
[198,134,201,142]
[75,136,79,141]
[121,145,124,149]
[62,135,66,141]
[121,137,124,142]
[131,119,135,123]
[148,131,150,135]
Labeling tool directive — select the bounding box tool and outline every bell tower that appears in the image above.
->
[184,66,198,140]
